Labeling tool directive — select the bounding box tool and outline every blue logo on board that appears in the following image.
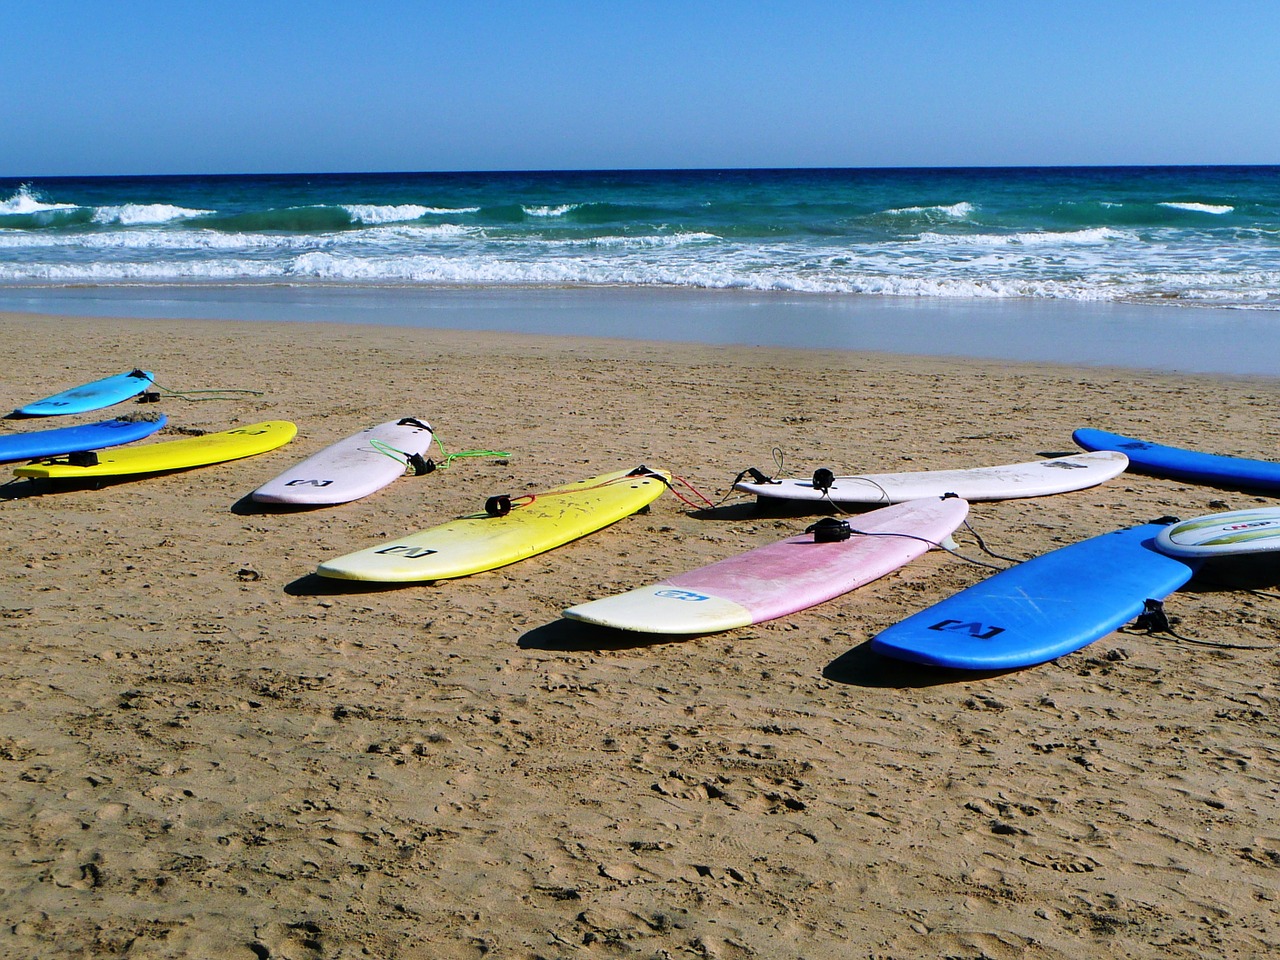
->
[927,619,1005,641]
[654,589,710,602]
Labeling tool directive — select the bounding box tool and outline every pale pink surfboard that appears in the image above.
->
[564,496,970,634]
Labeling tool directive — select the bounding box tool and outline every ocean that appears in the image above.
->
[2,167,1279,373]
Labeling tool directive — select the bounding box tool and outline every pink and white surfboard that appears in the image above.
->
[564,496,970,634]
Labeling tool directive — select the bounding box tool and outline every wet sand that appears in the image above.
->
[3,307,1280,959]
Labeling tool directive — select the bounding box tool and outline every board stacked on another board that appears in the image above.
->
[0,415,168,463]
[14,421,297,480]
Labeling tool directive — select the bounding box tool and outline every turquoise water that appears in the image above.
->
[3,167,1279,308]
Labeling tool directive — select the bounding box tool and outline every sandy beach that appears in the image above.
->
[4,306,1280,959]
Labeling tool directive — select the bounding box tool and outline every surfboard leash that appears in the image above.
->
[719,447,788,506]
[145,381,265,403]
[368,430,511,477]
[1122,597,1272,650]
[667,474,716,510]
[430,431,511,471]
[817,491,1022,571]
[729,456,1020,570]
[478,465,696,516]
[811,519,1011,572]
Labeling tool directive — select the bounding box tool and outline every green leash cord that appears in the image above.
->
[369,433,510,475]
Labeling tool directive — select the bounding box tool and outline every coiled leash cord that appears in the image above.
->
[368,422,510,477]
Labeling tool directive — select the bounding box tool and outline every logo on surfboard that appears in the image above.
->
[927,619,1005,640]
[374,545,437,558]
[654,589,710,602]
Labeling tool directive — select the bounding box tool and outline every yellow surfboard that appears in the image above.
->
[317,466,669,582]
[13,421,297,479]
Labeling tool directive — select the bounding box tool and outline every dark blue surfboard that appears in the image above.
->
[1074,427,1280,491]
[13,369,154,417]
[0,415,167,463]
[870,522,1198,670]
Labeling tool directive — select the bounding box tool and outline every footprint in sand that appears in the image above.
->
[597,861,661,884]
[1020,852,1099,873]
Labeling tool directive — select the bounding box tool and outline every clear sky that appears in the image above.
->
[3,0,1277,176]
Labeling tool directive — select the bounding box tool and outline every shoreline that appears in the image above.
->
[3,307,1280,957]
[1,284,1278,378]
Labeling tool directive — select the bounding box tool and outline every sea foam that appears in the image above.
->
[1158,202,1235,215]
[2,168,1278,312]
[884,202,975,219]
[342,204,435,225]
[0,185,79,215]
[917,227,1129,246]
[523,204,580,217]
[92,204,213,225]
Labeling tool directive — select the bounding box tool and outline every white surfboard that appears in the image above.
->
[251,417,435,505]
[734,450,1128,504]
[564,497,970,634]
[1155,507,1280,558]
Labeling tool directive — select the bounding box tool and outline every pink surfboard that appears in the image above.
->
[564,496,970,634]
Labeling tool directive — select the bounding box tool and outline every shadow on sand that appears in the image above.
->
[284,572,430,597]
[823,639,1023,689]
[517,618,702,653]
[1183,555,1280,595]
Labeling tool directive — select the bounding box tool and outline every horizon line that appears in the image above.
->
[5,162,1280,181]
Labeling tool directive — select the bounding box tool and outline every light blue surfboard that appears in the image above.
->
[0,415,168,463]
[1074,427,1280,491]
[870,522,1198,670]
[14,369,155,417]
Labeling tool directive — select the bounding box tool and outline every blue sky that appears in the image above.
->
[3,1,1277,176]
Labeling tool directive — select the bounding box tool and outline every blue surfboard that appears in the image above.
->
[1074,427,1280,491]
[13,369,155,417]
[870,522,1198,670]
[0,415,168,463]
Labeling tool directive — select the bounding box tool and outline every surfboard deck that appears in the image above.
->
[735,451,1128,504]
[14,369,155,417]
[1073,427,1280,491]
[870,521,1199,670]
[0,415,167,463]
[563,496,970,634]
[13,421,297,479]
[1155,508,1280,558]
[316,466,669,582]
[252,417,436,505]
